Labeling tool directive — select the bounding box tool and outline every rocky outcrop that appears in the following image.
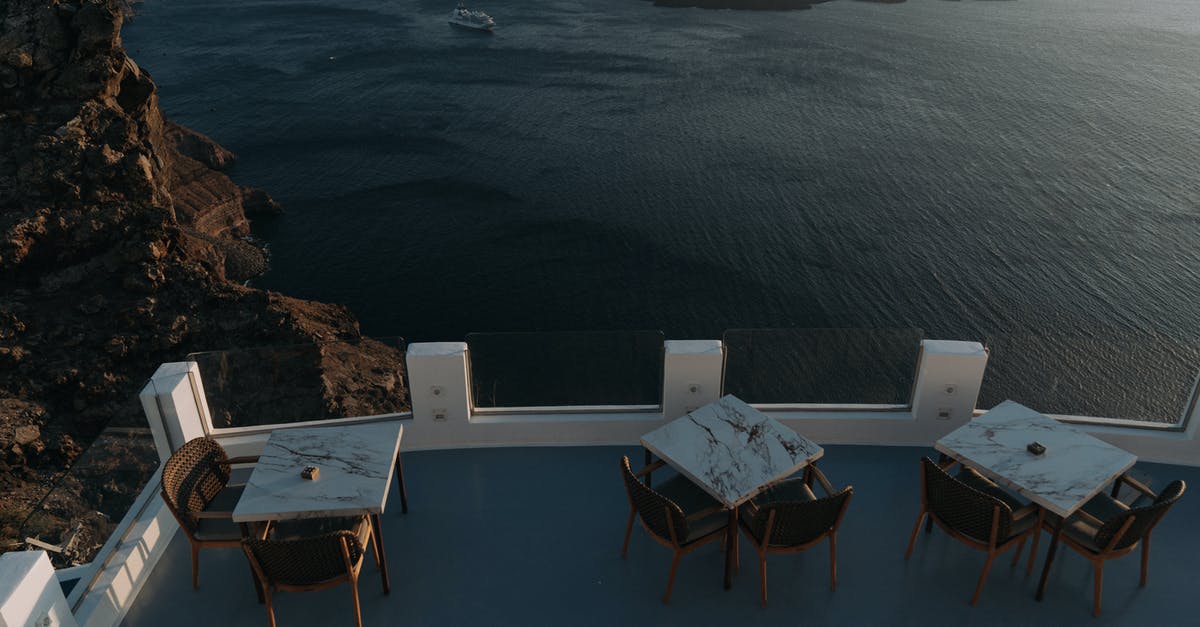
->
[0,0,408,561]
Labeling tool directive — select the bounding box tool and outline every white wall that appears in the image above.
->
[0,551,77,627]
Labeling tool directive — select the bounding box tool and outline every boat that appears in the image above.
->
[448,2,495,32]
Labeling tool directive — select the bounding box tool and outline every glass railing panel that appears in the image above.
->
[978,332,1200,425]
[466,331,665,408]
[722,328,924,405]
[16,426,159,568]
[189,337,409,429]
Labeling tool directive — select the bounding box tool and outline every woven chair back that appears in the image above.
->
[921,457,1012,545]
[620,457,688,544]
[243,531,363,587]
[1096,480,1186,551]
[749,487,852,547]
[161,437,232,533]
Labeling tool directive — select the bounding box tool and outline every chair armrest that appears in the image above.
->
[193,509,234,519]
[1117,473,1156,498]
[684,504,726,524]
[1012,504,1039,521]
[1074,509,1106,527]
[635,459,667,478]
[810,465,836,496]
[219,456,260,466]
[937,456,959,471]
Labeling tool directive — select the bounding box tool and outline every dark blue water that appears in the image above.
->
[123,0,1200,420]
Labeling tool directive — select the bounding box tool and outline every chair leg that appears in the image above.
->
[971,551,997,606]
[664,552,682,604]
[829,533,838,592]
[1026,522,1043,577]
[263,588,277,627]
[190,544,200,590]
[621,508,635,558]
[759,554,768,608]
[733,531,740,573]
[905,511,926,559]
[1140,534,1151,587]
[350,574,364,627]
[1011,537,1027,569]
[1093,561,1104,618]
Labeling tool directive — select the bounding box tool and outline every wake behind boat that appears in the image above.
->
[449,2,495,32]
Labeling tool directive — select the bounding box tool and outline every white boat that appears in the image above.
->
[448,2,495,32]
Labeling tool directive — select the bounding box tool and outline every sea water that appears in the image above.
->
[123,0,1200,420]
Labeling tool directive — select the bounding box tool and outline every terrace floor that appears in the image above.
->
[122,444,1200,627]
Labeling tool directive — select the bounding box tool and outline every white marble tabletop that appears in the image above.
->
[935,401,1135,518]
[232,422,404,522]
[641,395,824,508]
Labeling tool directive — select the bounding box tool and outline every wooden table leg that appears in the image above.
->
[395,452,409,514]
[724,508,738,590]
[371,513,391,595]
[1036,517,1065,601]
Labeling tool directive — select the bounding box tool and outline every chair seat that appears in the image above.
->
[203,485,245,514]
[737,478,817,542]
[756,478,817,505]
[956,468,1029,511]
[952,467,1038,543]
[653,474,727,544]
[1044,494,1134,554]
[193,517,244,542]
[655,474,720,515]
[684,510,729,544]
[1081,493,1131,521]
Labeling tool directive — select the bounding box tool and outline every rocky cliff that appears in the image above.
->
[0,0,408,561]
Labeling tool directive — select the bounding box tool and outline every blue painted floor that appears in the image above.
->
[122,445,1200,626]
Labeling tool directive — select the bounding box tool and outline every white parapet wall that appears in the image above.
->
[910,340,989,425]
[661,340,724,422]
[0,551,77,627]
[138,362,211,463]
[406,342,472,425]
[59,334,1200,627]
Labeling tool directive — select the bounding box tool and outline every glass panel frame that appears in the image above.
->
[188,336,410,430]
[978,331,1200,427]
[466,331,666,409]
[721,328,924,407]
[16,426,159,568]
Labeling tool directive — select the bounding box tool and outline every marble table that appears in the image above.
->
[233,421,407,594]
[641,395,824,589]
[935,400,1136,600]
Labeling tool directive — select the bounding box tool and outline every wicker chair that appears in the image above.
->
[160,436,262,589]
[905,456,1042,606]
[738,465,852,606]
[619,456,729,603]
[242,516,378,627]
[1041,476,1185,616]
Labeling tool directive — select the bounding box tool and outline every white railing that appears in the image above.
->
[34,335,1198,627]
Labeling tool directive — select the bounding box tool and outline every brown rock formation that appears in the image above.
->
[0,0,408,562]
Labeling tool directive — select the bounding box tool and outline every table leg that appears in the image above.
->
[1036,517,1065,601]
[644,448,653,487]
[371,513,391,595]
[724,508,738,590]
[395,452,409,514]
[239,522,265,604]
